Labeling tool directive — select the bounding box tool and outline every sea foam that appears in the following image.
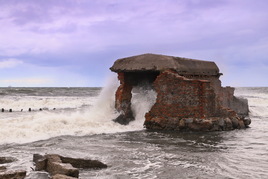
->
[0,75,156,144]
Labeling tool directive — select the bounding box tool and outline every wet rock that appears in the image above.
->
[0,166,7,171]
[230,117,239,128]
[52,174,78,179]
[187,119,213,131]
[43,154,78,178]
[224,118,233,130]
[33,154,43,162]
[243,117,251,126]
[184,118,193,124]
[33,154,107,178]
[0,170,26,179]
[199,119,213,130]
[33,154,47,171]
[238,119,245,129]
[0,157,17,164]
[25,171,49,179]
[145,116,248,132]
[61,156,108,169]
[218,118,225,128]
[113,113,134,125]
[47,162,78,177]
[179,119,185,129]
[210,118,221,131]
[46,154,62,164]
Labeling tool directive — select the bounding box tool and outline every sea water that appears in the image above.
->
[0,80,267,178]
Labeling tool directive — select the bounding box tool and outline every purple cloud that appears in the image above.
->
[0,0,267,86]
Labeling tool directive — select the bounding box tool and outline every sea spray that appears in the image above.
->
[235,87,268,118]
[1,87,268,179]
[87,74,119,122]
[0,75,147,144]
[0,75,115,144]
[130,84,157,127]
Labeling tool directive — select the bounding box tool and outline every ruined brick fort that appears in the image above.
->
[110,53,251,131]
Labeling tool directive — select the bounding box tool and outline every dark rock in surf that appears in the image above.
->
[0,157,17,164]
[34,154,78,177]
[0,170,26,179]
[48,161,78,177]
[0,157,25,178]
[243,117,251,126]
[0,166,7,171]
[33,154,107,178]
[113,113,134,125]
[52,174,78,179]
[33,154,47,171]
[60,156,107,169]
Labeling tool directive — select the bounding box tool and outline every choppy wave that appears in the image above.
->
[1,85,267,144]
[235,87,268,117]
[1,86,268,178]
[131,84,157,126]
[0,76,157,144]
[0,96,95,112]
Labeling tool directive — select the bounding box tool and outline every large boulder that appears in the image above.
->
[33,154,107,178]
[0,170,26,179]
[60,156,108,169]
[34,154,78,178]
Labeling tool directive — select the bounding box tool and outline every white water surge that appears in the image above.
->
[0,76,156,144]
[1,87,267,179]
[131,84,157,125]
[235,87,268,118]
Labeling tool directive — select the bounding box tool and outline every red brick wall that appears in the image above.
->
[114,70,249,130]
[180,75,238,112]
[115,72,132,112]
[146,70,219,120]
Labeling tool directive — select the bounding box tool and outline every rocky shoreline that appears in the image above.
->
[145,116,251,131]
[0,157,26,179]
[0,154,107,179]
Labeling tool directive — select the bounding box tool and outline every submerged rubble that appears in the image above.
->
[33,154,107,178]
[0,156,26,179]
[110,53,251,131]
[0,170,26,179]
[0,154,107,179]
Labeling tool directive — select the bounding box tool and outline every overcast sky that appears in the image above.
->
[0,0,267,87]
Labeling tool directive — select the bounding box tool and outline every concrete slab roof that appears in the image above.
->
[110,53,220,76]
